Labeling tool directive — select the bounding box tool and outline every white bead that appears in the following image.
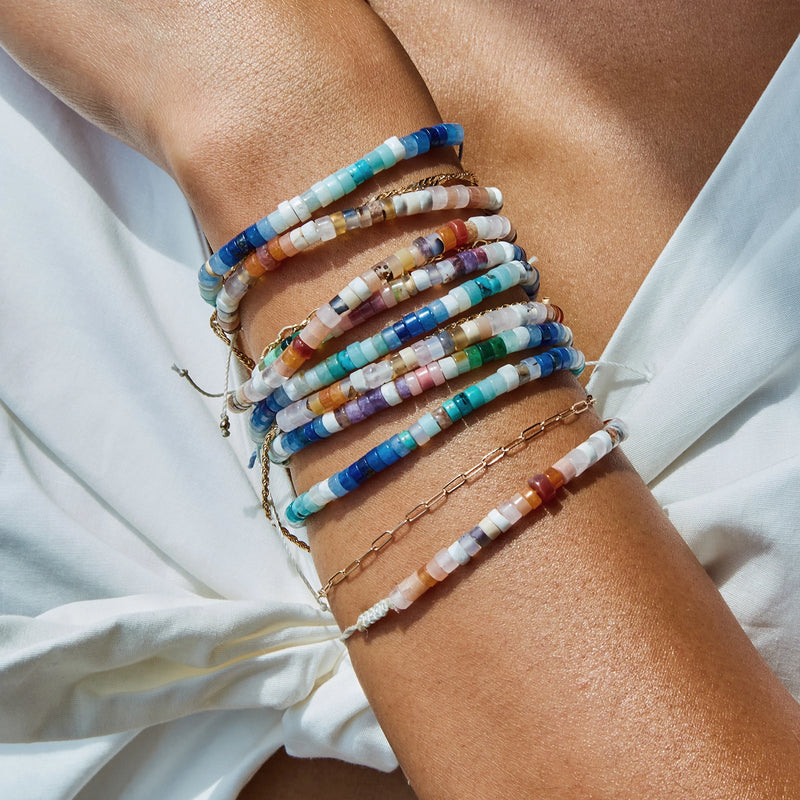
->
[588,430,613,459]
[380,382,403,406]
[289,195,312,222]
[487,187,503,210]
[404,191,423,215]
[450,286,472,313]
[453,185,471,208]
[249,370,271,398]
[300,220,320,246]
[514,327,531,349]
[429,185,449,210]
[321,411,343,433]
[439,357,459,380]
[338,285,361,310]
[289,227,307,251]
[426,337,445,361]
[277,200,301,229]
[488,509,513,533]
[307,483,331,508]
[410,270,432,292]
[384,136,405,161]
[497,364,520,391]
[461,319,481,343]
[348,275,373,302]
[316,216,336,242]
[350,370,368,394]
[448,540,471,566]
[418,190,433,213]
[215,287,236,314]
[408,421,430,445]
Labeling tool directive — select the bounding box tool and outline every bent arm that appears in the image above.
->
[3,2,799,797]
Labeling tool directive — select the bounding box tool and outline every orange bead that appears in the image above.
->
[545,467,565,490]
[267,237,288,262]
[438,225,457,251]
[416,566,438,589]
[521,488,542,510]
[242,252,265,278]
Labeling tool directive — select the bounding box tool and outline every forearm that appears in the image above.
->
[4,2,799,797]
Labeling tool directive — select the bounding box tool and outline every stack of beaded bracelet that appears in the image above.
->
[199,122,465,305]
[341,418,628,638]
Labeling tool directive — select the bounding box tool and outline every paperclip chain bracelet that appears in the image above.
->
[199,122,465,299]
[341,417,628,637]
[269,323,574,462]
[284,346,586,525]
[317,396,595,598]
[213,183,502,330]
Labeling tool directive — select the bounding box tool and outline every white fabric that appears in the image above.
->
[1,31,799,798]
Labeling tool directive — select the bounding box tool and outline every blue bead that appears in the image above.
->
[244,223,267,248]
[381,326,402,352]
[453,392,473,416]
[377,441,401,467]
[330,295,349,315]
[337,350,356,374]
[443,123,464,145]
[540,323,558,344]
[354,456,376,480]
[339,468,359,492]
[364,150,385,172]
[426,235,444,257]
[399,134,418,158]
[329,473,349,498]
[392,318,411,344]
[430,299,450,324]
[411,129,430,154]
[312,416,329,440]
[442,398,462,422]
[525,325,543,348]
[464,384,486,410]
[255,217,278,242]
[402,312,425,338]
[207,250,228,276]
[535,351,556,377]
[464,280,484,305]
[416,306,437,332]
[365,448,386,473]
[198,268,220,288]
[389,433,411,458]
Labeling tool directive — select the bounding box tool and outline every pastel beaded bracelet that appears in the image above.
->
[269,300,559,437]
[199,122,465,300]
[213,183,503,330]
[247,259,541,442]
[284,345,586,525]
[341,418,628,637]
[269,323,574,462]
[230,214,515,412]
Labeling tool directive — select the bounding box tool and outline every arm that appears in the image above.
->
[3,2,799,797]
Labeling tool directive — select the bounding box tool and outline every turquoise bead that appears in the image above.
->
[418,413,441,438]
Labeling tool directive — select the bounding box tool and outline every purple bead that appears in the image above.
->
[396,377,412,399]
[345,399,366,423]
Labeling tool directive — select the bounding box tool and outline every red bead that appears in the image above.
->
[448,218,470,246]
[291,336,315,359]
[527,473,557,503]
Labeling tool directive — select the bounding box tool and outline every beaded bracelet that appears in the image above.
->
[284,346,586,525]
[269,323,574,462]
[270,299,559,437]
[316,397,595,599]
[213,183,503,331]
[248,259,542,443]
[199,122,465,300]
[230,214,514,412]
[340,418,628,637]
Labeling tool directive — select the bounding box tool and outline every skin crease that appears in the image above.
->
[2,1,800,798]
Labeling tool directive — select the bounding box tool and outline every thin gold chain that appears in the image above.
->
[316,396,595,598]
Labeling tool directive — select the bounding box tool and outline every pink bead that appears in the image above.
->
[404,371,422,395]
[397,572,428,604]
[415,366,435,391]
[433,547,460,574]
[389,586,412,611]
[427,361,446,386]
[552,456,577,483]
[510,492,534,515]
[302,316,328,349]
[278,233,299,258]
[380,285,398,308]
[426,557,448,582]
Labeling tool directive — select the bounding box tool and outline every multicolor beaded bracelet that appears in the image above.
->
[248,259,542,443]
[269,300,559,437]
[269,323,574,462]
[340,418,628,638]
[284,346,586,525]
[212,183,503,330]
[199,122,465,300]
[316,396,596,599]
[230,214,515,412]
